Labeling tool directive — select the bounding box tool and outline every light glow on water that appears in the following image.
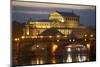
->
[52,43,58,55]
[52,57,56,64]
[76,54,88,62]
[66,54,72,62]
[40,57,43,64]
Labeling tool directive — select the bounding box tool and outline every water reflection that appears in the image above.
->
[14,42,95,65]
[76,54,88,62]
[31,57,44,64]
[66,54,72,62]
[52,57,56,64]
[31,53,89,64]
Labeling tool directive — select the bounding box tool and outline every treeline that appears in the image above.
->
[12,20,25,40]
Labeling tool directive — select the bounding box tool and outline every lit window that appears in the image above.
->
[57,40,59,42]
[67,47,71,52]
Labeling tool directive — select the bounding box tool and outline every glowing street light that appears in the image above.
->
[90,34,94,37]
[32,36,37,38]
[56,35,60,38]
[52,42,58,55]
[41,48,45,50]
[14,38,19,41]
[40,36,43,38]
[21,36,25,39]
[49,35,52,38]
[67,47,71,52]
[36,45,39,48]
[73,39,75,42]
[69,39,71,42]
[86,43,90,49]
[14,38,18,41]
[26,31,29,35]
[84,34,87,37]
[57,40,59,42]
[84,39,87,41]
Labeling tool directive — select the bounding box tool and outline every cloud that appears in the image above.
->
[12,1,95,10]
[13,10,50,14]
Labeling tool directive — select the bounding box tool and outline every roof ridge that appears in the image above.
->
[56,11,79,17]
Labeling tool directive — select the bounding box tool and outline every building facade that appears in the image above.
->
[21,11,95,39]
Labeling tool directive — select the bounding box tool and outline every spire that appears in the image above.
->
[28,17,32,22]
[27,17,32,24]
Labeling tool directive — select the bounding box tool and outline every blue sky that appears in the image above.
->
[12,1,96,28]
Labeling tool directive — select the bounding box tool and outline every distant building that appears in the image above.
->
[22,11,95,39]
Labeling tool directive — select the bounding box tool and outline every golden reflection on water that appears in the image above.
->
[76,54,88,62]
[52,57,56,64]
[52,42,58,55]
[31,57,44,64]
[31,54,89,64]
[36,57,39,64]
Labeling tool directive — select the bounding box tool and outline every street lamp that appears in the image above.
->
[36,45,39,48]
[40,36,43,38]
[90,34,94,38]
[69,39,71,42]
[14,38,19,41]
[49,35,52,38]
[52,42,58,55]
[21,36,25,39]
[84,34,87,37]
[73,39,75,42]
[84,39,87,41]
[56,35,60,38]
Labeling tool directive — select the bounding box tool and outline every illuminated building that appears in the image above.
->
[22,11,95,39]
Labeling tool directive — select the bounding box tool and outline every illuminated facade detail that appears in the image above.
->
[30,22,51,28]
[21,36,25,39]
[22,11,95,39]
[49,11,65,23]
[58,29,72,36]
